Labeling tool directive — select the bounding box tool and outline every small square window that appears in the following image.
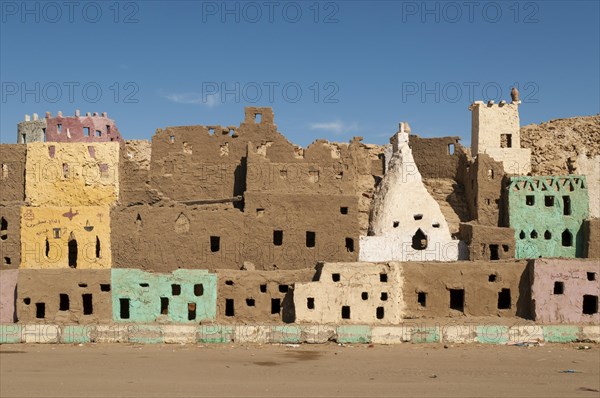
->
[526,196,535,206]
[553,281,564,295]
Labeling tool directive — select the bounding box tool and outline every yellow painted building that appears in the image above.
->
[20,206,111,269]
[25,142,120,206]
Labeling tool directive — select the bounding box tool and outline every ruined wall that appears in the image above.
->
[17,114,47,143]
[0,269,18,323]
[401,260,530,318]
[111,269,217,323]
[530,259,599,324]
[470,101,531,175]
[43,111,124,143]
[20,206,111,269]
[111,204,244,272]
[295,262,404,325]
[0,144,26,202]
[508,176,589,259]
[0,205,21,268]
[462,153,505,226]
[576,154,600,219]
[119,140,155,205]
[17,269,112,323]
[584,219,600,258]
[25,142,120,207]
[408,135,462,180]
[216,269,314,323]
[148,107,287,202]
[458,223,515,261]
[360,125,460,262]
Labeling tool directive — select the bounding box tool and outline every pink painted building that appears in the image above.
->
[531,259,599,324]
[44,110,124,144]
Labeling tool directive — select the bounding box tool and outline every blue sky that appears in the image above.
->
[1,1,599,146]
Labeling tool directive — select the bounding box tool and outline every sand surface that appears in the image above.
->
[1,343,599,397]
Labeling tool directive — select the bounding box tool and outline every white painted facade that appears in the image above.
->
[359,124,461,262]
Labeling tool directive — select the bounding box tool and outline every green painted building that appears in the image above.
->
[112,269,217,323]
[508,176,588,259]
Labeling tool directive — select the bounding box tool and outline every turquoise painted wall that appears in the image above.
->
[508,176,588,259]
[111,269,217,323]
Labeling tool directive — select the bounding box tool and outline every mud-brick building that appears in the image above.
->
[508,176,589,259]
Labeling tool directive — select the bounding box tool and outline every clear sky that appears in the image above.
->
[1,0,598,146]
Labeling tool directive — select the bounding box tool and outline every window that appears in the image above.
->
[271,298,281,314]
[488,274,497,282]
[418,292,427,307]
[500,134,512,148]
[380,274,388,283]
[545,196,555,207]
[307,297,315,309]
[448,144,455,155]
[194,284,204,296]
[413,214,423,220]
[393,221,399,228]
[273,230,283,246]
[48,146,55,158]
[530,230,538,239]
[59,294,69,311]
[332,273,340,282]
[84,127,90,136]
[553,281,564,295]
[225,299,235,316]
[68,235,78,268]
[361,292,369,300]
[497,289,511,309]
[487,169,494,178]
[340,207,348,215]
[172,284,181,295]
[376,307,385,319]
[563,196,571,215]
[95,130,102,137]
[169,135,175,143]
[583,295,598,315]
[411,229,428,250]
[36,303,45,319]
[188,303,196,320]
[255,113,262,123]
[345,238,354,252]
[278,285,288,293]
[341,306,351,319]
[210,236,220,252]
[246,298,255,307]
[0,217,7,240]
[120,298,130,319]
[100,284,111,292]
[588,272,597,281]
[161,297,169,315]
[259,284,267,293]
[449,289,465,312]
[82,294,93,315]
[562,230,572,247]
[57,124,62,134]
[306,231,316,248]
[380,292,388,301]
[526,195,535,206]
[544,230,552,240]
[489,244,499,260]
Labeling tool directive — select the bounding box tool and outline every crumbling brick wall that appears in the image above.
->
[17,269,113,323]
[0,144,26,203]
[216,269,314,323]
[0,205,21,269]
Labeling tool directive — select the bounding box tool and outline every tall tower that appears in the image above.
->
[469,99,531,175]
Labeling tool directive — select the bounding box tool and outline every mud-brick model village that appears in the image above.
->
[0,90,599,331]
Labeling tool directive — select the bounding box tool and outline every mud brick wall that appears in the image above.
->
[0,144,26,202]
[17,269,112,323]
[216,269,314,323]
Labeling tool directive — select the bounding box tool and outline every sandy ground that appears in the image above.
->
[1,343,599,397]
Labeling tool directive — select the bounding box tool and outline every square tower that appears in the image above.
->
[469,101,531,175]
